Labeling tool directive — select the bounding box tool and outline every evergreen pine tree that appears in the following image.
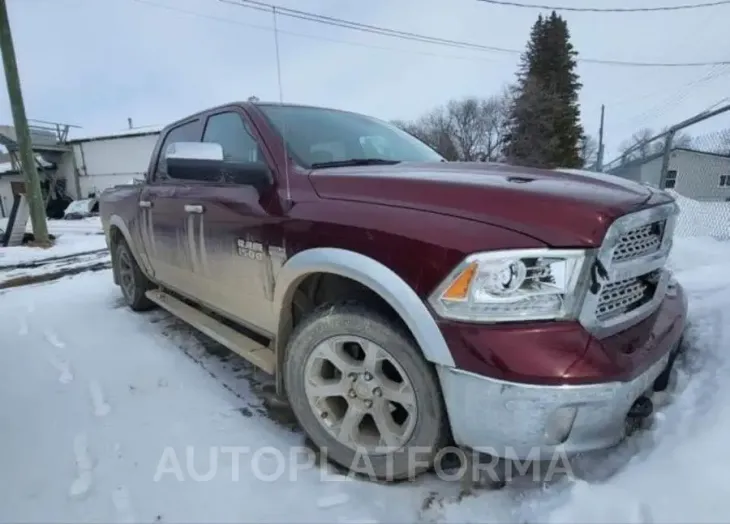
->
[502,11,585,168]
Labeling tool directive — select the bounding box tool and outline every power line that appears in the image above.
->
[613,65,730,128]
[221,0,730,67]
[129,0,502,64]
[476,0,730,13]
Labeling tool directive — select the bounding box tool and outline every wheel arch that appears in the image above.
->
[107,215,153,284]
[273,248,455,381]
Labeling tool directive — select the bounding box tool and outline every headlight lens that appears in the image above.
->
[428,249,589,322]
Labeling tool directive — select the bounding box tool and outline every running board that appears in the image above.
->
[145,289,276,374]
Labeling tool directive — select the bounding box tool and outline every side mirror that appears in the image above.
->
[165,141,270,190]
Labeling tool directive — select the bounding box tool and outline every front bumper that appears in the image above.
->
[436,282,687,460]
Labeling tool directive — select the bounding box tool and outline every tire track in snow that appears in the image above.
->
[317,493,350,509]
[112,485,136,523]
[49,356,74,384]
[44,331,66,349]
[69,433,93,498]
[43,330,74,384]
[88,380,111,417]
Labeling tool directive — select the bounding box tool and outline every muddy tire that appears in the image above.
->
[283,302,448,481]
[114,240,155,312]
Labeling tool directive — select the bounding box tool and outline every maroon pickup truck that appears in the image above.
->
[100,101,687,481]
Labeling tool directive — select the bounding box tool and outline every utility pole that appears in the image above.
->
[596,104,605,172]
[0,0,50,245]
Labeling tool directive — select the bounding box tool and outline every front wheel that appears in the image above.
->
[283,302,448,481]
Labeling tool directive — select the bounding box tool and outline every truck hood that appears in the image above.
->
[308,162,672,247]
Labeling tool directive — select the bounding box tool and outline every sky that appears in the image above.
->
[2,0,730,162]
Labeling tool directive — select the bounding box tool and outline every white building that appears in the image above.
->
[609,147,730,202]
[0,126,160,218]
[62,128,161,199]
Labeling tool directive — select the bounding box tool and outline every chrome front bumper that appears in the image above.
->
[437,346,675,460]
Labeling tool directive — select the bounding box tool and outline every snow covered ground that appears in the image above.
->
[0,217,104,269]
[1,209,729,522]
[0,216,102,236]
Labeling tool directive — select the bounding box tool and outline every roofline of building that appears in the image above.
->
[66,129,161,145]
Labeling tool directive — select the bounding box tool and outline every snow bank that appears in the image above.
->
[0,216,102,236]
[0,217,105,268]
[0,234,107,268]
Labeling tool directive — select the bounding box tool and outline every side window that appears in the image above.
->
[202,112,263,164]
[156,120,200,180]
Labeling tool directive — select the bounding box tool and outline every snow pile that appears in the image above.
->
[0,234,107,268]
[671,190,730,241]
[0,216,102,236]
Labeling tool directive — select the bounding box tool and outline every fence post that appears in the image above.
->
[658,130,676,190]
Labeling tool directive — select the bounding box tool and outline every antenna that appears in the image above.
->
[272,6,291,204]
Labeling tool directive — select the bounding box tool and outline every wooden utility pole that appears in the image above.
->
[596,104,605,172]
[0,0,50,245]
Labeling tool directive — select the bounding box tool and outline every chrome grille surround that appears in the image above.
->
[578,201,680,339]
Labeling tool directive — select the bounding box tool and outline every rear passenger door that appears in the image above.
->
[139,118,204,295]
[184,109,282,334]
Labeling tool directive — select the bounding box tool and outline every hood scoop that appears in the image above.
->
[506,176,534,184]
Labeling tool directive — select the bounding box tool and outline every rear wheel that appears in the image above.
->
[283,302,448,481]
[115,240,155,311]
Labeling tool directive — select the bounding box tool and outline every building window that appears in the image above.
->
[720,174,730,187]
[664,170,677,189]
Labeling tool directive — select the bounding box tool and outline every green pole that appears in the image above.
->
[0,0,50,245]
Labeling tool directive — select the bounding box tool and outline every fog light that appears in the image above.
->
[544,406,578,444]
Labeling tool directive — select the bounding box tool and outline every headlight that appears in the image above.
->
[428,249,589,322]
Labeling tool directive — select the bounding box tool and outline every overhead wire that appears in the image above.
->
[129,0,506,64]
[219,0,730,68]
[475,0,730,13]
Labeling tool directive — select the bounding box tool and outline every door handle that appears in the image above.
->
[139,200,152,208]
[184,204,204,214]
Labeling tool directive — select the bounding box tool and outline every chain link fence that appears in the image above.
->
[606,104,730,242]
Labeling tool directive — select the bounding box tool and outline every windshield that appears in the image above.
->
[256,104,444,168]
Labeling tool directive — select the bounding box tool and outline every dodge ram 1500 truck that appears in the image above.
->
[100,101,687,481]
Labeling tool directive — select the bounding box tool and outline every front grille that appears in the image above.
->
[595,271,658,321]
[612,221,665,263]
[579,202,678,337]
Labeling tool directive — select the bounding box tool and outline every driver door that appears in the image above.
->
[178,109,282,334]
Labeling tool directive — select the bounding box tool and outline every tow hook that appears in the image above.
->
[628,395,654,419]
[625,395,654,434]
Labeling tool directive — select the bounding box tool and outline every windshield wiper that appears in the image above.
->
[310,158,402,169]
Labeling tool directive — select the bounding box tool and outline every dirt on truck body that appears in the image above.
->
[99,101,687,482]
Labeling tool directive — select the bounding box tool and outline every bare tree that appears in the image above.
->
[391,109,460,160]
[691,128,730,155]
[392,91,510,162]
[619,126,693,163]
[579,134,598,168]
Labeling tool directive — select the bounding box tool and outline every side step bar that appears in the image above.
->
[145,289,276,374]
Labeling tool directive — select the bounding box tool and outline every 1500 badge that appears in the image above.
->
[237,239,264,261]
